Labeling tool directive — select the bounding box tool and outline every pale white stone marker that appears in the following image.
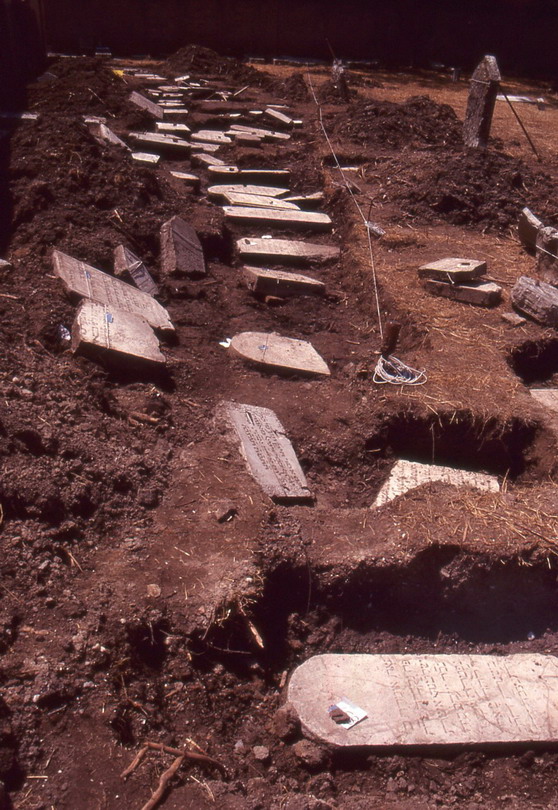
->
[288,653,558,747]
[373,459,499,507]
[72,300,164,365]
[230,332,330,376]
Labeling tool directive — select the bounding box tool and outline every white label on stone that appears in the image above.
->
[72,300,164,364]
[288,653,558,747]
[52,250,173,332]
[373,459,499,507]
[230,331,330,376]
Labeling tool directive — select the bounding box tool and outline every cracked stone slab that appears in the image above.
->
[220,401,312,503]
[288,653,558,748]
[52,250,173,332]
[229,331,330,376]
[373,459,499,507]
[237,237,340,265]
[72,300,164,365]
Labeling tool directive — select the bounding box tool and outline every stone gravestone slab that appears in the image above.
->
[288,653,558,748]
[519,207,543,252]
[223,193,299,210]
[237,237,340,265]
[418,257,487,283]
[242,266,325,298]
[89,123,130,150]
[114,245,158,297]
[208,184,290,201]
[463,55,501,148]
[72,300,164,365]
[229,124,291,141]
[129,91,164,120]
[372,459,499,507]
[223,207,332,232]
[52,250,174,332]
[129,131,190,155]
[511,276,558,326]
[132,152,160,165]
[229,331,330,376]
[264,107,294,128]
[423,278,502,307]
[169,171,201,191]
[220,401,313,503]
[156,122,191,133]
[536,226,558,287]
[191,153,227,168]
[160,216,206,279]
[191,130,232,144]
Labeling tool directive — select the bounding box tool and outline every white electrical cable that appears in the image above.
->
[306,73,427,385]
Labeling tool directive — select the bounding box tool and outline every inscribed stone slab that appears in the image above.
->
[288,653,558,748]
[223,193,299,210]
[463,55,501,148]
[418,257,486,282]
[160,216,206,278]
[113,245,158,297]
[221,401,312,503]
[208,185,289,201]
[242,266,325,298]
[229,124,291,141]
[372,459,499,507]
[223,207,332,232]
[72,300,164,365]
[129,91,164,120]
[52,250,173,332]
[230,331,330,376]
[237,237,340,264]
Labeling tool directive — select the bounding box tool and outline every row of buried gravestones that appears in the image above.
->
[52,58,558,753]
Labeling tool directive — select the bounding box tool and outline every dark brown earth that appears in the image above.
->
[1,48,558,810]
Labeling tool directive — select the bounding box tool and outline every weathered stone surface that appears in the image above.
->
[536,226,558,286]
[221,401,313,503]
[519,207,543,251]
[264,107,294,128]
[463,55,501,148]
[89,123,129,150]
[418,257,487,282]
[72,300,164,364]
[223,193,299,210]
[191,153,227,167]
[230,331,330,376]
[230,124,291,141]
[208,184,289,201]
[242,266,325,298]
[131,152,160,164]
[129,131,190,154]
[129,91,164,119]
[224,207,332,232]
[190,142,222,154]
[114,245,158,296]
[283,192,325,209]
[237,237,340,265]
[52,250,174,332]
[160,216,206,279]
[511,275,558,326]
[288,653,558,748]
[230,132,263,145]
[501,311,526,327]
[208,166,290,182]
[423,278,501,307]
[373,459,499,507]
[530,389,558,417]
[169,170,201,190]
[162,107,189,117]
[191,130,232,144]
[156,122,191,133]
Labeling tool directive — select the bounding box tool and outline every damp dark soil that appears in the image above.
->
[1,50,558,810]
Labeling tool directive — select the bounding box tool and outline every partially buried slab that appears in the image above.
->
[237,237,340,265]
[223,193,299,210]
[160,216,206,278]
[208,184,289,201]
[418,257,487,282]
[372,459,499,507]
[288,653,558,748]
[72,300,164,365]
[131,152,160,165]
[129,91,164,120]
[224,206,332,232]
[242,266,325,298]
[220,401,312,503]
[530,389,558,424]
[129,132,190,154]
[424,278,501,307]
[114,245,158,297]
[229,331,330,376]
[52,250,173,332]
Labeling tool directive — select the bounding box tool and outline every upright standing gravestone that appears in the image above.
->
[160,216,206,278]
[114,245,158,297]
[463,55,501,148]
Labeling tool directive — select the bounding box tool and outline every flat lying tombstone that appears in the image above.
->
[423,278,502,307]
[72,300,164,365]
[264,107,294,128]
[129,91,164,119]
[372,459,499,508]
[169,170,201,190]
[129,131,190,154]
[418,257,487,283]
[163,108,189,117]
[511,276,558,326]
[283,191,325,209]
[237,237,340,264]
[89,123,129,150]
[208,184,290,201]
[230,124,291,141]
[242,266,325,298]
[518,207,543,251]
[224,206,332,232]
[156,122,191,133]
[114,245,158,296]
[131,152,160,165]
[160,216,206,279]
[463,55,501,148]
[190,142,222,154]
[191,153,227,167]
[229,131,263,145]
[191,130,232,144]
[52,250,174,332]
[288,653,558,748]
[229,331,330,376]
[84,115,107,125]
[208,165,291,183]
[220,401,312,503]
[223,193,299,210]
[536,226,558,287]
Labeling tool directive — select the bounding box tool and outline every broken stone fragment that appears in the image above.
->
[114,245,158,297]
[160,216,206,279]
[423,278,501,307]
[511,275,558,326]
[518,207,543,252]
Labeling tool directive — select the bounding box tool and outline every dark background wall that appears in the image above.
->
[41,0,558,78]
[0,0,46,106]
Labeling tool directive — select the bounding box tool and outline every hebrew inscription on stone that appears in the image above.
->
[72,300,164,364]
[288,653,558,747]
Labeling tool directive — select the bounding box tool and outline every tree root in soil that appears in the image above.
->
[121,740,228,810]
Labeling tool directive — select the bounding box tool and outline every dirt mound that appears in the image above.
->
[395,148,558,231]
[165,44,273,88]
[335,94,461,148]
[270,72,310,102]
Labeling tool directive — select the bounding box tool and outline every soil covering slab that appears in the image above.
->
[221,401,312,503]
[230,331,330,376]
[288,653,558,748]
